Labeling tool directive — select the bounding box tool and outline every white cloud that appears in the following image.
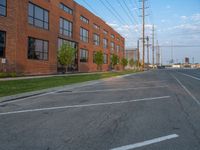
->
[107,23,119,28]
[106,23,141,48]
[191,13,200,21]
[180,16,188,20]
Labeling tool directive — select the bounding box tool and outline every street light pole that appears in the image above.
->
[146,36,149,69]
[152,24,155,68]
[142,0,145,69]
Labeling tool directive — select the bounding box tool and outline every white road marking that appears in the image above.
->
[178,72,200,81]
[56,85,168,94]
[98,80,167,84]
[0,92,56,106]
[0,96,170,116]
[110,134,179,150]
[171,74,200,106]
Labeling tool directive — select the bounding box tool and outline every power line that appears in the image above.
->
[133,0,140,19]
[98,0,125,25]
[104,0,129,25]
[123,0,141,38]
[119,0,140,37]
[117,0,132,22]
[159,45,200,47]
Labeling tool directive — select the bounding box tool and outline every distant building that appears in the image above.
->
[125,48,139,68]
[125,49,138,62]
[185,57,189,64]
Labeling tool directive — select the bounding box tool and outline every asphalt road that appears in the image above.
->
[0,69,200,150]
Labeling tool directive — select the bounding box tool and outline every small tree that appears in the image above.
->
[57,43,75,72]
[121,58,128,69]
[94,51,104,71]
[111,54,119,69]
[129,58,134,68]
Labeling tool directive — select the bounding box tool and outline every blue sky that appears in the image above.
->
[75,0,200,64]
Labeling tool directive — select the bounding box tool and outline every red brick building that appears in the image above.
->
[0,0,125,75]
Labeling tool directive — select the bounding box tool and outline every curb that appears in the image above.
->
[0,72,143,104]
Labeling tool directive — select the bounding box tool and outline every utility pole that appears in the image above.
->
[146,36,149,69]
[156,40,159,66]
[160,48,162,66]
[142,0,145,69]
[137,39,140,68]
[171,40,174,64]
[152,24,155,68]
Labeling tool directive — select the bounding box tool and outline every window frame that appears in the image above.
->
[80,49,88,63]
[28,37,49,61]
[0,30,6,58]
[93,33,100,46]
[80,15,89,24]
[28,2,49,30]
[110,42,115,51]
[80,27,89,43]
[116,45,120,53]
[60,3,73,15]
[103,30,108,35]
[0,0,7,17]
[103,38,108,49]
[103,53,108,64]
[93,24,100,30]
[59,17,73,38]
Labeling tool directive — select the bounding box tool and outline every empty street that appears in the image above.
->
[0,69,200,150]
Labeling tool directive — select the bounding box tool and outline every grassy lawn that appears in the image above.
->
[0,70,140,97]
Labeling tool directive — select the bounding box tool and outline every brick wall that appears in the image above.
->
[0,0,125,75]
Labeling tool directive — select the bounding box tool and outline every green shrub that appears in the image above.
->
[0,72,17,78]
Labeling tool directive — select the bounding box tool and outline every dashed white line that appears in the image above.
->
[110,134,179,150]
[0,96,170,116]
[171,74,200,106]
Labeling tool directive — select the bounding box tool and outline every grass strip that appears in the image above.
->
[0,70,140,97]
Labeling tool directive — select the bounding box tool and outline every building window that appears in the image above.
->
[60,3,73,14]
[103,30,108,35]
[28,37,48,60]
[103,54,107,64]
[80,16,89,24]
[28,3,49,30]
[103,38,108,49]
[80,49,88,62]
[93,24,100,30]
[116,45,120,53]
[0,31,6,57]
[80,27,89,43]
[0,0,6,16]
[111,34,115,39]
[117,38,120,41]
[59,18,72,37]
[58,38,77,50]
[93,34,100,46]
[110,42,114,52]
